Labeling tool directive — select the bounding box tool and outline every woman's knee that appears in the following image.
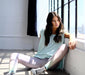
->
[60,44,68,52]
[10,53,19,60]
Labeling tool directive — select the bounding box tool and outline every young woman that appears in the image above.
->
[7,12,76,75]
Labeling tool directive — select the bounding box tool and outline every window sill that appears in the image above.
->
[76,39,85,51]
[65,38,85,51]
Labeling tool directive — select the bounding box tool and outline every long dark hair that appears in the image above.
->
[44,12,64,46]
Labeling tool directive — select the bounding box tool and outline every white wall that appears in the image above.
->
[0,0,33,50]
[65,49,85,75]
[0,0,49,50]
[0,0,28,36]
[65,39,85,75]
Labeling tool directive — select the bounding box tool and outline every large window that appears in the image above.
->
[49,0,85,40]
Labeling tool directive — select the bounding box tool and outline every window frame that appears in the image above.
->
[49,0,77,37]
[49,0,85,51]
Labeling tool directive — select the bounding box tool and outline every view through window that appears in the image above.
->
[77,0,85,39]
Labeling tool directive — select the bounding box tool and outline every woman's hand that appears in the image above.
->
[64,32,76,50]
[69,38,76,50]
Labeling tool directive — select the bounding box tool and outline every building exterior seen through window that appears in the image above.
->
[77,0,85,39]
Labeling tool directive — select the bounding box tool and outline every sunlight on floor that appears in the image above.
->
[0,50,34,75]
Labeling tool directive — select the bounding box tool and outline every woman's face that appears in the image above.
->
[52,16,60,30]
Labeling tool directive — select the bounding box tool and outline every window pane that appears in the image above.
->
[59,0,61,7]
[50,0,52,11]
[49,0,51,12]
[70,1,75,35]
[64,0,68,4]
[52,0,54,11]
[64,5,68,32]
[77,0,85,39]
[55,0,57,11]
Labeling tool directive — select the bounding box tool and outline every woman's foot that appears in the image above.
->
[31,67,46,75]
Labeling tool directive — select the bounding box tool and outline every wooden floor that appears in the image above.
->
[0,50,69,75]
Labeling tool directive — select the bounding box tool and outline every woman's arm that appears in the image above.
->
[64,32,76,50]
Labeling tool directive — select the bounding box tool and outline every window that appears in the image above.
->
[48,0,85,51]
[49,0,85,39]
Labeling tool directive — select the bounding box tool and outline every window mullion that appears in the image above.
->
[61,0,64,24]
[75,0,77,37]
[57,0,59,14]
[68,0,70,32]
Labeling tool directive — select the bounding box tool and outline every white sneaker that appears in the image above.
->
[6,70,15,75]
[31,67,45,75]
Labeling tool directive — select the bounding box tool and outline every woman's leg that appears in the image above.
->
[9,53,19,73]
[31,44,68,75]
[45,44,68,69]
[8,53,48,74]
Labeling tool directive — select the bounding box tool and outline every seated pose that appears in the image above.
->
[7,12,76,75]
